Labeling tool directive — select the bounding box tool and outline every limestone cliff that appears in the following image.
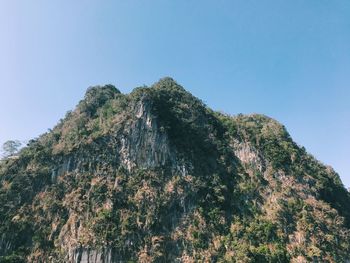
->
[0,78,349,262]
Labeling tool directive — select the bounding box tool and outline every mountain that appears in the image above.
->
[0,78,349,263]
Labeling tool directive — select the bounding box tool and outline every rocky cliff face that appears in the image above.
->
[118,96,176,171]
[0,78,350,263]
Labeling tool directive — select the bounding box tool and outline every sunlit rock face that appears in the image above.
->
[1,78,350,262]
[118,97,176,171]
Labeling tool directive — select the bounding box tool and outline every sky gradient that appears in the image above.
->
[0,1,349,186]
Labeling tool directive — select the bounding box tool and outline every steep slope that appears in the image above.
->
[0,78,349,263]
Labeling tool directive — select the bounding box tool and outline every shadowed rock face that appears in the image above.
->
[0,78,350,262]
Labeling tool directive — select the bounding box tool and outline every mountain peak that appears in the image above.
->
[152,77,186,92]
[84,84,120,103]
[84,84,120,100]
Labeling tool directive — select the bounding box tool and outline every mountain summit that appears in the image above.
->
[1,78,349,262]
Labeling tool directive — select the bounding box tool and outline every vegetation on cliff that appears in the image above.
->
[0,78,349,262]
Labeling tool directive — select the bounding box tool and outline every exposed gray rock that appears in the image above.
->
[71,247,118,263]
[118,97,176,171]
[232,139,265,172]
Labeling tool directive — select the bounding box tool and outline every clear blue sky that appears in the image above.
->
[0,1,349,186]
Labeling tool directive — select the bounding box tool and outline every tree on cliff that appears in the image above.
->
[1,140,22,158]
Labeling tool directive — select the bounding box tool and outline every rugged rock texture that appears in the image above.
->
[119,96,176,171]
[0,78,350,262]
